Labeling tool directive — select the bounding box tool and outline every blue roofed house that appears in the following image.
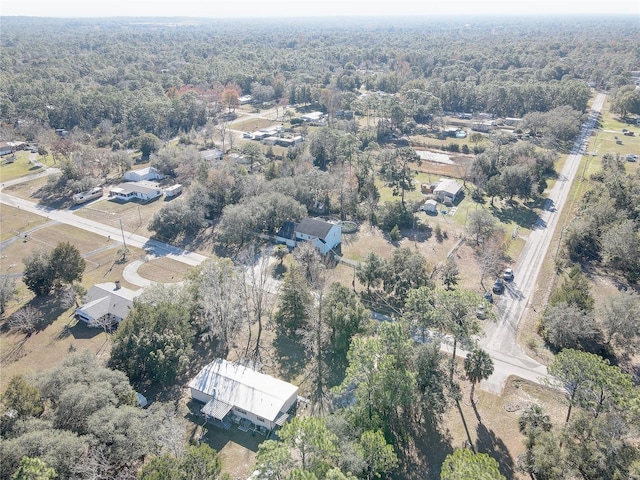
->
[188,359,299,434]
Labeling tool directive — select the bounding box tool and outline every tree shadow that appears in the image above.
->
[475,422,516,480]
[489,202,540,229]
[271,332,307,383]
[395,418,454,480]
[455,400,476,454]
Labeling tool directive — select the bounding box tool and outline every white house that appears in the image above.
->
[300,112,325,124]
[189,359,298,434]
[295,218,341,254]
[433,178,464,204]
[276,218,342,254]
[75,282,142,328]
[109,181,162,202]
[124,166,163,182]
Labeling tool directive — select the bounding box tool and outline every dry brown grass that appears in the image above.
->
[0,312,112,391]
[0,205,49,241]
[74,197,164,239]
[442,375,568,480]
[136,256,194,283]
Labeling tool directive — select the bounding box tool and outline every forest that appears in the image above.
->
[1,14,640,480]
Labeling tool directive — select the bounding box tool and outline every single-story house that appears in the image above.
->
[124,166,163,182]
[300,112,325,124]
[189,358,298,433]
[276,218,342,254]
[276,136,303,147]
[75,281,142,328]
[434,179,464,204]
[109,181,162,202]
[471,120,495,133]
[422,199,438,213]
[0,141,25,156]
[200,149,223,162]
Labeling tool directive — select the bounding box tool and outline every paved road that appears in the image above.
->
[478,92,606,393]
[0,161,208,270]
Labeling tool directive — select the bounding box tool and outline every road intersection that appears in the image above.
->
[0,94,606,393]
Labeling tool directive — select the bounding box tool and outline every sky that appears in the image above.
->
[0,0,637,18]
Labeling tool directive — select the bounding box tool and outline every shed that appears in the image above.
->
[422,199,438,213]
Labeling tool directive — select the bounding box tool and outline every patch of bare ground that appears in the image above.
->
[441,375,567,480]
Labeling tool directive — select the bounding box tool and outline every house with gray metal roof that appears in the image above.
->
[188,358,298,434]
[75,282,142,328]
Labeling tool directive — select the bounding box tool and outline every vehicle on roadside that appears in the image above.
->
[626,154,637,162]
[72,186,103,205]
[492,278,504,294]
[483,291,493,303]
[503,268,514,281]
[476,303,487,319]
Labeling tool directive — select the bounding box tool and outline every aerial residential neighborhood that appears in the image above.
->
[1,9,639,480]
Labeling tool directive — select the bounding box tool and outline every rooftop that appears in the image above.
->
[188,359,298,421]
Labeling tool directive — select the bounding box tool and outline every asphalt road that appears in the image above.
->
[477,92,606,392]
[1,96,606,393]
[0,158,208,269]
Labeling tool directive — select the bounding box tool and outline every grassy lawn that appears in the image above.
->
[137,256,194,283]
[73,196,165,239]
[1,176,50,202]
[0,205,49,241]
[0,151,44,182]
[591,99,640,157]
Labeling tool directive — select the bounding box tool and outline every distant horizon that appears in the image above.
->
[1,0,637,19]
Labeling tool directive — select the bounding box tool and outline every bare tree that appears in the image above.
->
[0,273,17,317]
[238,246,278,364]
[9,306,43,334]
[197,260,246,357]
[476,232,507,290]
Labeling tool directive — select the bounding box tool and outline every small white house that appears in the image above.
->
[75,282,142,327]
[124,166,163,182]
[422,199,438,213]
[294,218,341,254]
[433,178,464,204]
[276,218,342,254]
[300,112,324,124]
[109,181,162,202]
[189,359,298,433]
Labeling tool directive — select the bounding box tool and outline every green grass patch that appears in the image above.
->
[0,151,43,182]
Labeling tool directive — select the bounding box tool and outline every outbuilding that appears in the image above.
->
[124,166,163,182]
[422,199,438,213]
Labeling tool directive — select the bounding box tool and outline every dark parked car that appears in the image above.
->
[483,291,493,303]
[492,278,504,294]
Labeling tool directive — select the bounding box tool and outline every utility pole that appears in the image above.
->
[119,219,127,251]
